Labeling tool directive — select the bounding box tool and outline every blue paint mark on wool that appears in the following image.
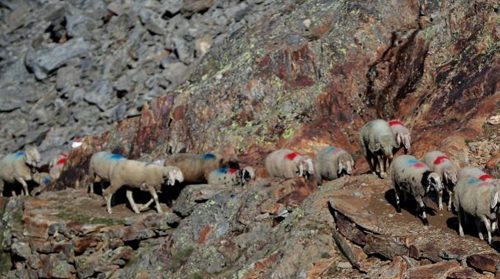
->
[108,153,125,160]
[217,167,228,174]
[15,151,25,157]
[42,177,51,185]
[202,153,216,160]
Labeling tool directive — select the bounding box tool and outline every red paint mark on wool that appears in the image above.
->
[433,155,448,165]
[479,174,493,181]
[388,120,403,127]
[229,168,239,174]
[56,153,68,166]
[413,162,427,168]
[285,152,299,160]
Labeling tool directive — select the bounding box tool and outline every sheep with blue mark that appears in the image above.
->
[388,120,411,154]
[423,151,458,211]
[33,172,53,187]
[390,155,444,225]
[314,146,354,185]
[360,119,398,178]
[88,151,126,194]
[454,176,500,244]
[265,149,314,179]
[163,152,232,184]
[458,167,494,182]
[207,166,256,186]
[103,159,183,214]
[0,146,41,196]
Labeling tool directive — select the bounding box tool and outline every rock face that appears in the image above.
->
[0,0,499,278]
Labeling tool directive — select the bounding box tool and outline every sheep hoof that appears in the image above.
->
[396,207,402,213]
[379,172,386,179]
[422,219,429,226]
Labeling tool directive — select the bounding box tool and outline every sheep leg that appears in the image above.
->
[437,191,443,211]
[394,189,401,213]
[415,195,428,226]
[378,155,386,178]
[15,177,30,196]
[103,182,121,214]
[457,208,465,237]
[126,190,141,214]
[146,186,163,214]
[446,190,452,211]
[139,199,155,211]
[480,216,492,244]
[0,180,3,197]
[474,218,484,240]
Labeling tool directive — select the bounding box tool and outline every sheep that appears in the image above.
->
[388,120,411,154]
[360,119,398,178]
[423,151,459,211]
[103,159,183,214]
[458,167,494,182]
[207,166,256,187]
[0,146,41,196]
[390,155,444,225]
[130,165,184,213]
[265,149,314,179]
[454,177,500,244]
[48,152,68,180]
[88,151,126,194]
[163,152,229,183]
[314,146,354,185]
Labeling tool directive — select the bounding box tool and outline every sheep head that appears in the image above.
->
[337,153,354,176]
[444,168,458,185]
[25,146,41,168]
[425,172,443,194]
[298,157,315,179]
[163,167,184,186]
[241,166,255,183]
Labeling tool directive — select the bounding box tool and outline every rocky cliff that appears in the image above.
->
[0,0,499,278]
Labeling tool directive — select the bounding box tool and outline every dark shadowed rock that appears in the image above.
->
[467,253,500,273]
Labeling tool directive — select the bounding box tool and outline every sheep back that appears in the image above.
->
[207,167,241,186]
[316,146,354,180]
[391,155,431,197]
[458,167,493,181]
[110,159,165,189]
[165,153,222,183]
[265,149,305,178]
[89,151,126,181]
[423,151,458,184]
[360,119,396,156]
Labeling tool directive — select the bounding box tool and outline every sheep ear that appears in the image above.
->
[338,160,344,173]
[491,191,499,209]
[396,134,402,145]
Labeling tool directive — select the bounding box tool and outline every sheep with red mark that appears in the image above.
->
[360,119,398,178]
[88,151,126,194]
[164,153,230,184]
[388,120,411,154]
[458,167,494,182]
[314,146,354,185]
[423,151,459,211]
[0,146,42,196]
[207,166,256,187]
[454,176,500,244]
[390,155,444,225]
[265,149,314,179]
[49,152,68,180]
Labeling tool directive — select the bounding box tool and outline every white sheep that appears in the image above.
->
[454,177,500,244]
[388,120,411,154]
[131,165,184,213]
[265,149,314,179]
[164,152,228,183]
[458,167,494,182]
[315,146,354,185]
[88,151,126,194]
[32,172,53,186]
[48,152,68,180]
[390,155,444,225]
[360,119,398,178]
[103,159,183,214]
[207,166,256,187]
[0,146,41,196]
[423,151,458,211]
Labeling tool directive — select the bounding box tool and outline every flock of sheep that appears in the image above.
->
[0,119,498,245]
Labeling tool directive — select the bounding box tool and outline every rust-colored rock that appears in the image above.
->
[446,266,484,279]
[467,253,500,273]
[407,261,460,279]
[377,256,408,279]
